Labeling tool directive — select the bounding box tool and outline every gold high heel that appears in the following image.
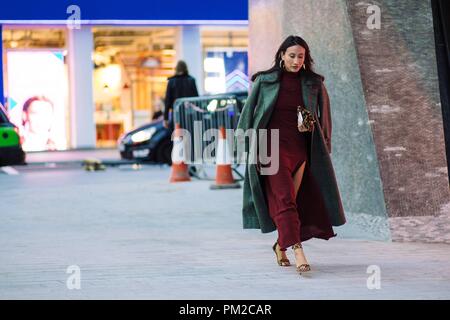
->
[292,243,311,273]
[272,241,291,266]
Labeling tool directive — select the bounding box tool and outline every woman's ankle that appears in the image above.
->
[275,240,287,251]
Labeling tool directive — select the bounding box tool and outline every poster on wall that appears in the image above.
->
[6,50,68,152]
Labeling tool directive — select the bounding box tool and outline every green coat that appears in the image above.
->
[236,70,346,234]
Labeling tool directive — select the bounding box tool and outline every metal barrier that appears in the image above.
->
[172,91,248,179]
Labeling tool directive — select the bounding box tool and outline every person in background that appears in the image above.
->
[163,60,199,129]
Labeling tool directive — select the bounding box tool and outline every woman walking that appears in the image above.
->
[237,35,346,275]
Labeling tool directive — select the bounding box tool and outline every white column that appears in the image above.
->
[175,26,203,95]
[67,26,96,149]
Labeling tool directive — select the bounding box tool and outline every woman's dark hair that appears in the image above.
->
[251,35,323,81]
[175,60,189,76]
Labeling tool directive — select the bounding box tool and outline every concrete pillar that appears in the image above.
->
[67,26,96,149]
[174,26,203,95]
[347,0,450,243]
[248,1,283,77]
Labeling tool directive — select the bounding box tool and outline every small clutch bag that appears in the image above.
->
[297,105,316,132]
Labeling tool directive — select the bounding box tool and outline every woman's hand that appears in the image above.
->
[163,120,169,128]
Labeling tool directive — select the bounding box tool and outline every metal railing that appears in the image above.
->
[172,91,248,179]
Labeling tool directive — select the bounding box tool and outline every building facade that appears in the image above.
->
[0,0,249,150]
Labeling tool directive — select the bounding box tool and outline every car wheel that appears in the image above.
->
[156,140,173,165]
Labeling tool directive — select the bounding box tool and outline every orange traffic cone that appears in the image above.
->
[169,123,191,182]
[210,126,241,190]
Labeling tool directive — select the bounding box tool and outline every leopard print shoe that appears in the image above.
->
[273,241,291,267]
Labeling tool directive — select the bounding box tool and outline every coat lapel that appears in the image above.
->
[253,75,280,130]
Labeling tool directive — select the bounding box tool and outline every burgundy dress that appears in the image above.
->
[264,70,335,250]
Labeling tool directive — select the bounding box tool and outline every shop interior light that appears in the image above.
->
[205,77,226,94]
[204,57,224,73]
[102,84,110,93]
[161,49,176,55]
[100,64,122,92]
[142,57,160,68]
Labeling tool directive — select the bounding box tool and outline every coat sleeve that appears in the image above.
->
[318,81,332,153]
[236,76,262,132]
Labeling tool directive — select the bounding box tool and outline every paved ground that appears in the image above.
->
[24,148,121,164]
[1,152,450,299]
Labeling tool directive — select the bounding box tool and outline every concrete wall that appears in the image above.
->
[249,0,450,242]
[347,0,450,242]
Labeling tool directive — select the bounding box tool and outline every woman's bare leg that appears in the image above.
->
[292,161,310,269]
[293,161,306,197]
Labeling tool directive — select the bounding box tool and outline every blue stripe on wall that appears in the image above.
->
[0,0,248,21]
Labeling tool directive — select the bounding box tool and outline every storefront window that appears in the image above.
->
[1,26,249,150]
[93,27,176,147]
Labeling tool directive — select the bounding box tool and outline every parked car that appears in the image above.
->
[117,91,248,165]
[0,104,26,166]
[118,117,173,164]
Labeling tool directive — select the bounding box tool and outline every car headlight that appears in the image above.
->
[130,127,156,143]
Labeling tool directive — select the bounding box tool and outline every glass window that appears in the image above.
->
[201,27,249,95]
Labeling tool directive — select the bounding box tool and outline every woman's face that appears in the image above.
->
[281,45,306,72]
